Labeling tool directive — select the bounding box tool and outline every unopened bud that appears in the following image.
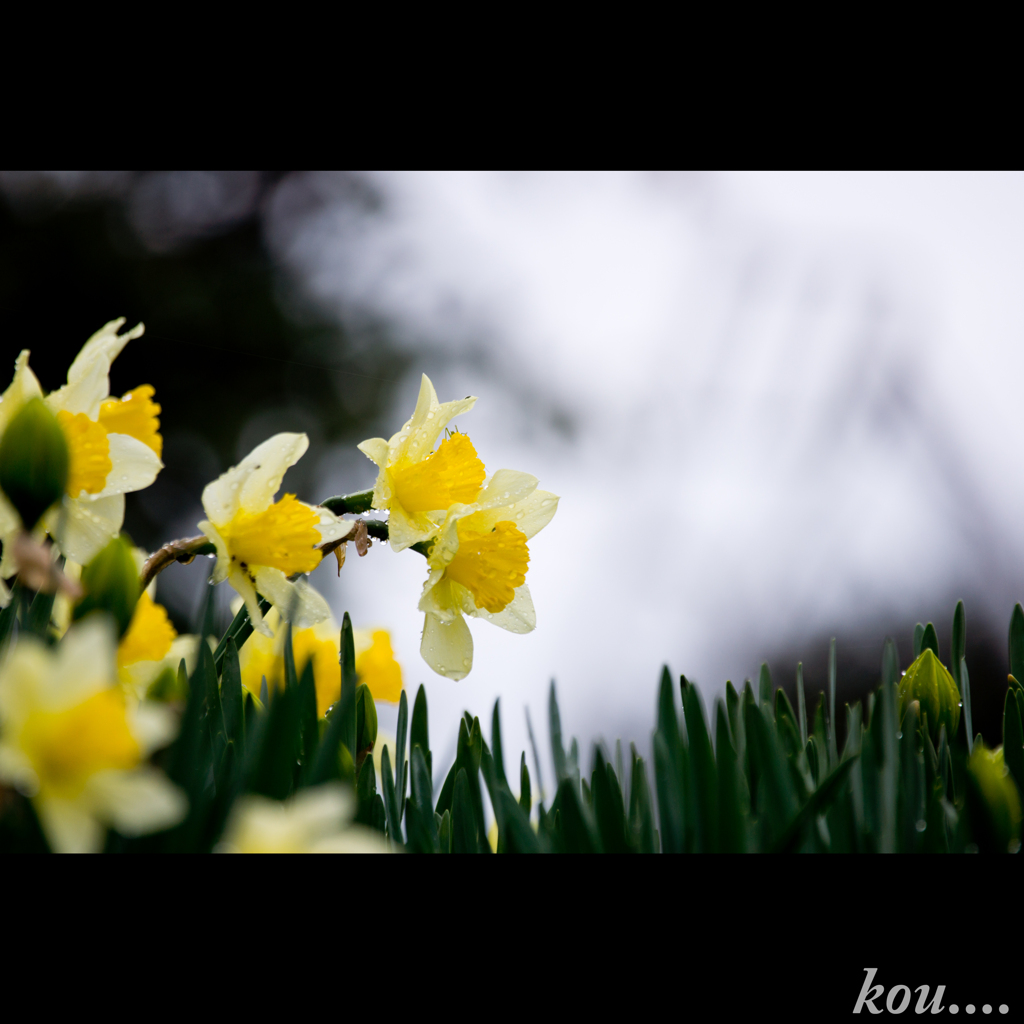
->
[72,534,140,638]
[966,744,1022,854]
[898,648,960,743]
[0,397,69,529]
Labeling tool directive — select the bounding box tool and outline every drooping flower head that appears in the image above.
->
[0,319,164,580]
[198,432,352,636]
[0,617,186,852]
[239,606,403,717]
[418,471,559,680]
[358,374,483,551]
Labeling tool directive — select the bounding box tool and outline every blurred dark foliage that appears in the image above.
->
[0,171,407,556]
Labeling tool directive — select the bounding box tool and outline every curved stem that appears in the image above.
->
[140,536,215,591]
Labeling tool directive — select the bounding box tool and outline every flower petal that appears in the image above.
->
[356,437,389,468]
[227,565,267,636]
[313,506,355,545]
[49,493,125,565]
[387,502,442,553]
[88,767,187,836]
[252,566,331,630]
[464,489,560,540]
[420,610,473,680]
[202,432,308,526]
[131,701,180,755]
[37,797,103,853]
[47,320,144,419]
[0,350,44,436]
[391,374,477,465]
[95,433,163,498]
[474,469,538,510]
[198,520,231,584]
[467,583,536,634]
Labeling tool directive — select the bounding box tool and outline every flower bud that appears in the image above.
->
[0,397,69,529]
[72,534,140,639]
[966,744,1022,853]
[898,648,960,743]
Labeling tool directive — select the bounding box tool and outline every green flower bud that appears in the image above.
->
[966,744,1022,853]
[0,397,69,530]
[72,534,140,639]
[898,648,960,743]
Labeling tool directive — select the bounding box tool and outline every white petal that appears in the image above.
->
[391,374,477,465]
[252,566,331,630]
[467,489,560,540]
[50,493,125,565]
[313,506,354,545]
[202,432,308,526]
[475,469,538,510]
[227,565,268,636]
[47,321,142,419]
[198,520,230,584]
[0,350,44,436]
[420,610,473,680]
[54,617,119,706]
[386,502,441,553]
[468,584,536,634]
[418,575,458,621]
[95,433,163,498]
[312,827,392,852]
[356,437,389,467]
[131,701,180,755]
[88,768,187,836]
[37,797,104,853]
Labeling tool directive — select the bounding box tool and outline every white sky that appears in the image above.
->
[270,171,1024,791]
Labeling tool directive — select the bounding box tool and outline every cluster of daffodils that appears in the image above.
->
[359,374,558,680]
[0,320,556,853]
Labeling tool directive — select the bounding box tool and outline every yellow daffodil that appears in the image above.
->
[357,374,482,552]
[0,617,186,852]
[239,606,403,717]
[117,592,199,702]
[198,432,353,637]
[0,320,164,579]
[418,475,559,680]
[215,783,390,852]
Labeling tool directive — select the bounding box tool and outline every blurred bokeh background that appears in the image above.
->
[4,171,1023,793]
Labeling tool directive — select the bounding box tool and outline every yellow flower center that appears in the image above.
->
[445,520,529,613]
[99,385,163,457]
[117,592,177,667]
[356,630,403,703]
[223,494,322,576]
[20,689,140,798]
[391,433,485,513]
[57,410,111,497]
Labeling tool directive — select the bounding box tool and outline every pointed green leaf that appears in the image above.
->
[339,613,357,764]
[952,599,966,692]
[913,623,924,658]
[1010,603,1024,686]
[380,744,401,847]
[769,755,859,853]
[437,808,451,852]
[653,731,683,853]
[213,596,269,671]
[628,744,657,854]
[744,699,798,849]
[496,789,543,853]
[491,698,507,786]
[220,637,243,747]
[715,700,745,853]
[827,638,838,766]
[921,622,939,659]
[411,684,431,779]
[519,752,531,814]
[1003,688,1024,802]
[796,663,808,747]
[590,747,629,853]
[556,776,600,853]
[434,758,458,818]
[395,688,408,812]
[549,680,567,781]
[451,768,479,853]
[298,660,319,766]
[962,656,974,755]
[758,663,772,709]
[683,682,718,852]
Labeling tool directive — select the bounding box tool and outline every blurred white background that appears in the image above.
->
[253,171,1024,788]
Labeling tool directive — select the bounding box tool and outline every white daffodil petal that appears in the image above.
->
[51,493,125,566]
[131,702,180,755]
[469,584,537,634]
[38,798,104,854]
[252,567,331,630]
[198,520,231,585]
[391,375,478,464]
[467,489,560,541]
[89,768,187,836]
[418,575,459,621]
[313,507,355,545]
[202,432,309,526]
[54,617,119,706]
[238,433,309,516]
[357,437,389,467]
[312,827,392,852]
[0,350,44,435]
[47,320,142,419]
[69,319,143,381]
[475,469,539,510]
[387,503,437,553]
[227,566,268,636]
[420,610,473,680]
[96,433,163,498]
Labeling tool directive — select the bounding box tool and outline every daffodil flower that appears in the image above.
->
[239,606,403,717]
[198,432,353,637]
[358,374,483,551]
[117,592,199,702]
[0,617,186,853]
[215,783,390,853]
[418,473,559,680]
[0,319,164,578]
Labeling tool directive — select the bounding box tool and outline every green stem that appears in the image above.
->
[321,489,374,515]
